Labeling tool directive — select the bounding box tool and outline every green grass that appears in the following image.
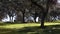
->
[0,23,60,34]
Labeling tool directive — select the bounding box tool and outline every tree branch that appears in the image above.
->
[31,0,44,11]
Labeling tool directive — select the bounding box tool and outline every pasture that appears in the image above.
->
[0,22,60,34]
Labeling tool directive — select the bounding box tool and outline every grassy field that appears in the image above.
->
[0,22,60,34]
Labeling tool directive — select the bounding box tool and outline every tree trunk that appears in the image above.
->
[22,10,25,23]
[23,13,25,23]
[31,0,49,28]
[34,12,37,22]
[40,14,45,28]
[40,0,49,28]
[10,17,12,22]
[12,16,14,22]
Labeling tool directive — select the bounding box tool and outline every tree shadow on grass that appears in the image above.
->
[18,25,60,34]
[0,22,32,26]
[0,22,25,26]
[0,25,60,34]
[0,28,16,34]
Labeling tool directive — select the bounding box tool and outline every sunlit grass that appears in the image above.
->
[0,23,40,29]
[0,23,60,29]
[0,22,60,34]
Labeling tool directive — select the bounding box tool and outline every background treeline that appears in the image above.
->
[0,0,59,23]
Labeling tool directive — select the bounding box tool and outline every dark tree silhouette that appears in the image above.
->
[31,0,57,28]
